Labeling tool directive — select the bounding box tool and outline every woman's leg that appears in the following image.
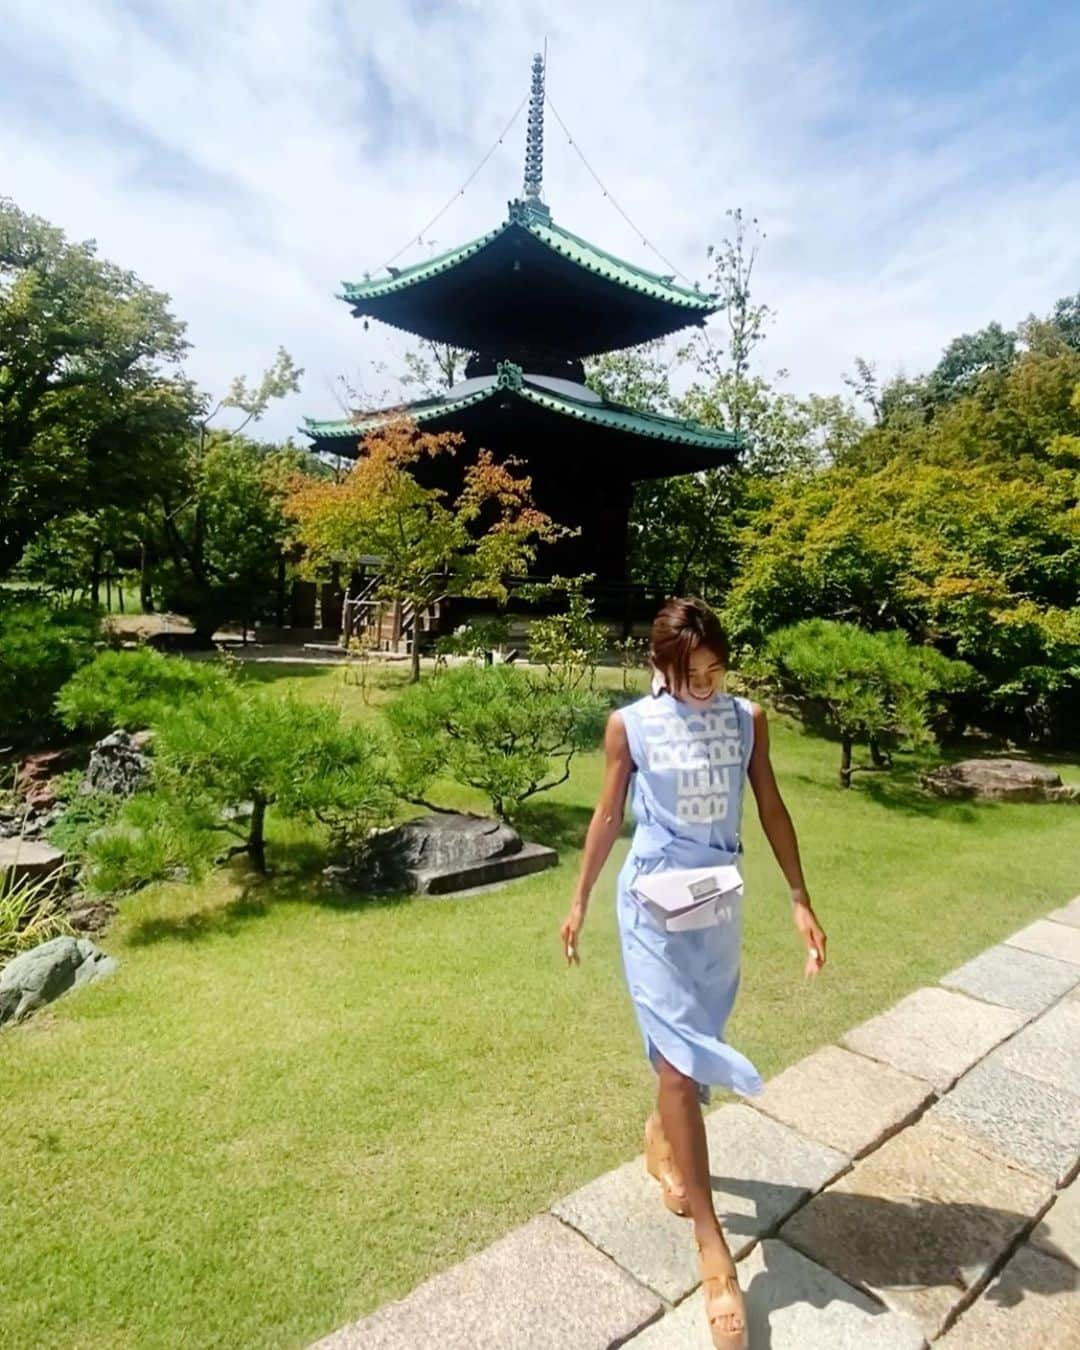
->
[655,1054,745,1342]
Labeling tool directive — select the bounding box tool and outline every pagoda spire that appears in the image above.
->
[523,52,545,201]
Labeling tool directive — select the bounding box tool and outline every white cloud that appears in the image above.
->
[4,0,1079,440]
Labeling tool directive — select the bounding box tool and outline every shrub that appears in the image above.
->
[1,864,74,969]
[385,663,607,820]
[756,619,973,787]
[521,576,608,691]
[55,647,236,735]
[85,689,397,889]
[0,602,96,743]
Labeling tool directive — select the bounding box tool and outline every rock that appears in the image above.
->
[0,935,118,1025]
[79,729,150,797]
[67,900,116,935]
[930,1056,1080,1185]
[0,837,65,891]
[625,1240,926,1350]
[936,1244,1080,1348]
[15,749,74,811]
[842,986,1024,1091]
[780,1115,1053,1341]
[339,812,557,895]
[750,1045,933,1159]
[309,1214,661,1350]
[552,1106,848,1304]
[921,757,1079,803]
[940,942,1080,1016]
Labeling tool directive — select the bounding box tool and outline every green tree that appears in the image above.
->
[86,689,396,886]
[385,663,606,821]
[0,198,198,576]
[757,620,972,786]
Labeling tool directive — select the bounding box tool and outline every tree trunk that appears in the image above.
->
[868,736,891,769]
[410,638,421,684]
[839,735,853,789]
[247,798,268,874]
[90,542,103,610]
[140,539,155,613]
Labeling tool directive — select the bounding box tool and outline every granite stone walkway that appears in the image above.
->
[312,895,1080,1349]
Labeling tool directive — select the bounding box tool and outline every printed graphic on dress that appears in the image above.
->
[639,704,742,824]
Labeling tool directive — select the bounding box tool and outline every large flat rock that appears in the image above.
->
[931,1057,1080,1185]
[0,837,64,889]
[780,1115,1052,1341]
[625,1240,925,1350]
[842,987,1023,1091]
[937,1244,1080,1348]
[1031,1175,1080,1268]
[1005,918,1080,967]
[750,1045,932,1159]
[1047,895,1080,929]
[940,943,1080,1017]
[552,1106,847,1303]
[308,1215,661,1350]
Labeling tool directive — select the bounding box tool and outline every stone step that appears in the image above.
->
[936,1243,1079,1347]
[307,1215,661,1350]
[551,1105,848,1304]
[841,986,1024,1091]
[1004,917,1080,966]
[625,1240,926,1350]
[779,1114,1053,1342]
[940,942,1080,1017]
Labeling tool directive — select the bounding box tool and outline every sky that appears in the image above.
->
[4,0,1080,442]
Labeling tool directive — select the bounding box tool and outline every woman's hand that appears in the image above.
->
[560,899,586,966]
[792,893,827,977]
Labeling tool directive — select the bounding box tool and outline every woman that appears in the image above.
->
[560,597,826,1350]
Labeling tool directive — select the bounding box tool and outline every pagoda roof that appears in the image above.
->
[302,362,738,477]
[338,201,718,359]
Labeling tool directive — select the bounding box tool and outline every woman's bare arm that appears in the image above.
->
[746,703,827,971]
[561,712,634,963]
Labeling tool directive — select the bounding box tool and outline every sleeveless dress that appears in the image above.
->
[616,689,763,1105]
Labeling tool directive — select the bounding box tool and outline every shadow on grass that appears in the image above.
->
[516,799,626,852]
[123,839,414,946]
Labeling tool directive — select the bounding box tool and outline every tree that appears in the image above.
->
[0,198,198,576]
[928,321,1017,406]
[285,419,566,682]
[585,341,674,411]
[398,340,472,397]
[757,620,972,787]
[86,689,396,886]
[384,663,606,820]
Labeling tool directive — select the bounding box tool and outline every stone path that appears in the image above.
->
[312,895,1080,1348]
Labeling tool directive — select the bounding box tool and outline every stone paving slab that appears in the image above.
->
[937,1243,1080,1348]
[841,986,1024,1091]
[989,997,1080,1098]
[309,1215,662,1350]
[940,943,1080,1017]
[1031,1175,1080,1268]
[779,1115,1052,1341]
[625,1240,926,1350]
[1047,895,1080,929]
[552,1106,847,1304]
[1005,917,1080,966]
[931,1057,1080,1185]
[750,1044,933,1159]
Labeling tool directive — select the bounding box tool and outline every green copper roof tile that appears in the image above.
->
[303,373,736,454]
[339,207,714,313]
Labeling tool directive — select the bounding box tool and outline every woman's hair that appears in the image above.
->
[650,597,730,693]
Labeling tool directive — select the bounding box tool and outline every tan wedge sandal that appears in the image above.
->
[696,1241,749,1350]
[643,1113,691,1217]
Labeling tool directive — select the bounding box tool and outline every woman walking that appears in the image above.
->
[561,598,826,1349]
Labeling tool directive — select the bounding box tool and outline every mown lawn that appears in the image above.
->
[2,660,1078,1349]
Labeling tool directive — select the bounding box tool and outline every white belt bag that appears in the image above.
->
[630,864,744,932]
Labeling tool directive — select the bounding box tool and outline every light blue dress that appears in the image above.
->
[616,689,763,1105]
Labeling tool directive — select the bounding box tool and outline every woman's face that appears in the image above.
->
[663,645,726,707]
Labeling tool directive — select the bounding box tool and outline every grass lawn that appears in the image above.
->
[3,660,1079,1349]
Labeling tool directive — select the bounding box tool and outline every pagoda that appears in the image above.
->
[302,55,738,639]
